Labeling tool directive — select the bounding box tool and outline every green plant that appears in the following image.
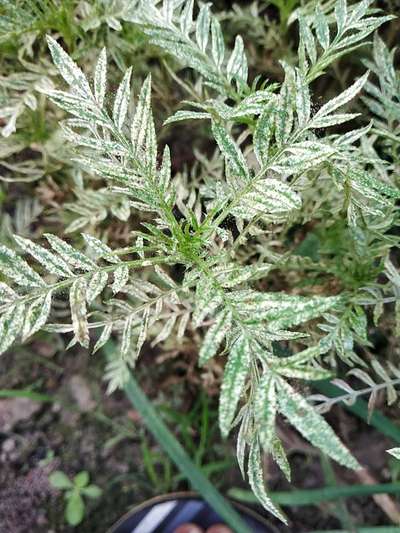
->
[0,0,399,523]
[49,470,102,527]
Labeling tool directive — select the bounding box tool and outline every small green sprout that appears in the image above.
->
[49,470,102,527]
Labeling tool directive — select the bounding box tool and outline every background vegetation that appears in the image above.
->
[0,0,400,531]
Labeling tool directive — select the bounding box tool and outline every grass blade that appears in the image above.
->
[229,483,400,506]
[0,389,53,402]
[123,377,252,532]
[307,528,400,533]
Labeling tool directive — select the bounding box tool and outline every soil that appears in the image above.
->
[0,334,399,533]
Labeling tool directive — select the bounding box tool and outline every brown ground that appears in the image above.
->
[0,334,399,532]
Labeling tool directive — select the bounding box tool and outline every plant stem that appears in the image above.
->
[312,380,400,444]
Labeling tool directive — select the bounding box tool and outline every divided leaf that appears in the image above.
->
[232,291,341,331]
[193,277,222,327]
[180,0,194,36]
[83,234,120,263]
[87,271,108,303]
[0,243,45,288]
[45,234,96,272]
[0,283,17,304]
[195,4,211,53]
[211,18,225,69]
[232,178,301,220]
[295,68,311,127]
[315,5,330,50]
[387,448,400,460]
[159,145,171,192]
[15,235,73,278]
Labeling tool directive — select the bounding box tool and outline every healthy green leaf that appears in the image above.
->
[82,485,102,499]
[74,471,89,488]
[66,492,85,526]
[49,471,73,490]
